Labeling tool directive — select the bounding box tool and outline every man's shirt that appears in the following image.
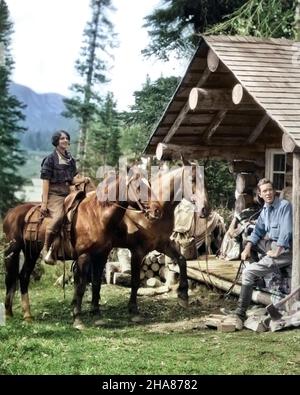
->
[250,197,292,249]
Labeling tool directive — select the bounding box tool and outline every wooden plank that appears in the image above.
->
[292,153,300,292]
[245,82,300,88]
[211,42,296,51]
[256,98,300,104]
[230,70,300,77]
[270,109,300,115]
[221,53,296,61]
[219,56,300,66]
[171,264,272,305]
[264,104,300,109]
[254,92,300,98]
[238,76,300,82]
[275,117,300,122]
[246,87,300,93]
[275,122,300,127]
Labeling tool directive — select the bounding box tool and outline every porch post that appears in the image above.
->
[292,152,300,292]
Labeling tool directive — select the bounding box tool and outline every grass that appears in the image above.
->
[0,265,300,375]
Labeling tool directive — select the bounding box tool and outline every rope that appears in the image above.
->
[224,259,245,299]
[195,217,217,292]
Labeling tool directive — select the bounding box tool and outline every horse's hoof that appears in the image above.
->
[73,319,86,330]
[24,316,33,323]
[178,298,189,309]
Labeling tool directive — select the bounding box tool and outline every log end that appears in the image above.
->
[232,84,243,105]
[189,87,199,111]
[282,133,300,153]
[207,49,219,72]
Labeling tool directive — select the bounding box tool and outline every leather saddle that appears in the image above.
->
[24,189,86,260]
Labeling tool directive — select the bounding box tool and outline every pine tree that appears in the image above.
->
[0,0,26,216]
[120,75,179,158]
[86,92,120,175]
[296,0,300,40]
[143,0,246,60]
[63,0,117,173]
[207,0,295,39]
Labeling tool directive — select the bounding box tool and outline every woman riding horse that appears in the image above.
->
[40,130,89,264]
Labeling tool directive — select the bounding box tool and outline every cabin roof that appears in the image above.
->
[144,35,300,162]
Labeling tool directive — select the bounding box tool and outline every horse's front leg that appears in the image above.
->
[4,239,21,318]
[72,254,89,330]
[128,249,144,315]
[19,248,40,322]
[164,241,189,308]
[90,250,109,316]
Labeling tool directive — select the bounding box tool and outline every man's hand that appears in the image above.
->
[84,177,90,184]
[241,242,252,261]
[267,247,283,258]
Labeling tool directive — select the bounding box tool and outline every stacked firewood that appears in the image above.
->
[138,251,172,296]
[105,249,174,295]
[139,251,165,287]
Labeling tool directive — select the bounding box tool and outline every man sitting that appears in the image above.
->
[233,178,293,329]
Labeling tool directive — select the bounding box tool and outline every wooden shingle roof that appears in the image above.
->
[205,36,300,145]
[145,35,300,161]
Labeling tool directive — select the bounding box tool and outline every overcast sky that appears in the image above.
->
[6,0,186,110]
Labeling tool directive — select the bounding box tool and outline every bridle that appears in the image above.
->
[113,174,162,220]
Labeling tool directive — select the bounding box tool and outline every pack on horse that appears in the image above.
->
[3,169,161,322]
[72,164,210,328]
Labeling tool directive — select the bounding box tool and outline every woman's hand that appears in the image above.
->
[84,177,90,184]
[40,202,48,216]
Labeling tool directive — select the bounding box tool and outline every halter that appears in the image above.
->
[112,174,162,220]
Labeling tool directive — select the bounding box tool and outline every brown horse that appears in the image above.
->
[3,170,161,322]
[73,164,209,327]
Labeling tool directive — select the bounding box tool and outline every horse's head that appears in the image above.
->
[160,164,210,218]
[187,164,210,218]
[96,168,162,220]
[126,167,162,221]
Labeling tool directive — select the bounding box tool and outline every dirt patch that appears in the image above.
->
[139,283,238,333]
[145,317,207,333]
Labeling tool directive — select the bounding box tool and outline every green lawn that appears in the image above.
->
[0,265,299,375]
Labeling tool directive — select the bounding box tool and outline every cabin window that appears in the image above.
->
[265,149,286,192]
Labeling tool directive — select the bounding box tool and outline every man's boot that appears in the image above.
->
[233,284,253,330]
[42,230,57,265]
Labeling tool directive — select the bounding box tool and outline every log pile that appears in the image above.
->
[139,251,174,289]
[105,249,172,295]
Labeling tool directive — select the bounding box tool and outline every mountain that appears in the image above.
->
[9,82,78,151]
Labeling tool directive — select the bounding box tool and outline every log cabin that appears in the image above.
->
[144,35,300,293]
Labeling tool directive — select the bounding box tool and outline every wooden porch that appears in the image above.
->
[171,256,273,305]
